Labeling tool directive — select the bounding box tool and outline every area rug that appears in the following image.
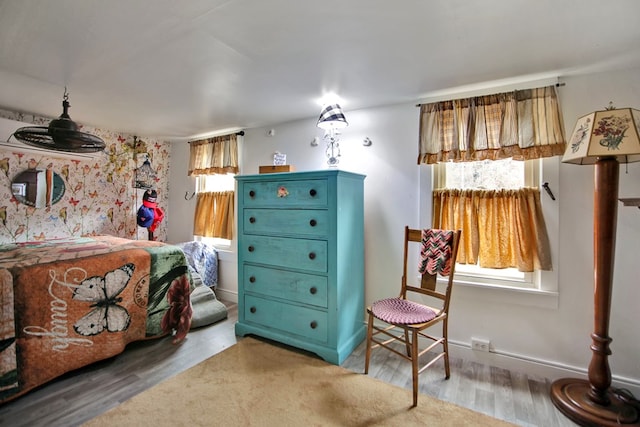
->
[84,337,516,427]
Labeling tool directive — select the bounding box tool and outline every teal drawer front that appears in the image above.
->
[241,235,327,272]
[242,179,327,207]
[244,265,328,308]
[243,209,328,237]
[244,294,328,343]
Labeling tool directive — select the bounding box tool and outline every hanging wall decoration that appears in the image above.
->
[134,155,157,189]
[136,189,164,240]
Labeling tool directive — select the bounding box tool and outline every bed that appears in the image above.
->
[0,235,194,404]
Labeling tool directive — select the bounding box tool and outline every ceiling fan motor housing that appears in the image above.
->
[48,99,79,132]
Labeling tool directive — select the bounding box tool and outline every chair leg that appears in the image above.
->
[443,319,450,379]
[411,329,419,407]
[404,326,412,357]
[364,313,374,375]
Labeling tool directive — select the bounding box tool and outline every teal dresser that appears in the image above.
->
[234,170,366,365]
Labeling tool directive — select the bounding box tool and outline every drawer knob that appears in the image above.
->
[309,219,317,227]
[249,276,256,283]
[309,189,317,197]
[308,252,316,260]
[249,216,256,223]
[249,190,256,198]
[310,321,317,329]
[248,245,255,252]
[310,287,317,295]
[250,307,256,314]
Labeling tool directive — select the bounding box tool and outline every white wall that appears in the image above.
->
[167,140,197,244]
[168,66,640,394]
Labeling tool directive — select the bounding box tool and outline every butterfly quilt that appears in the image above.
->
[0,235,193,404]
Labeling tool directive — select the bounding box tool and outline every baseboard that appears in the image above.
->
[214,288,238,303]
[448,340,640,397]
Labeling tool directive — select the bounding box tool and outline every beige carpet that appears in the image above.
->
[84,337,516,427]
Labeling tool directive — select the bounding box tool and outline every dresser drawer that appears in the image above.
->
[243,265,328,308]
[241,179,328,207]
[244,294,328,343]
[243,209,328,237]
[241,235,327,273]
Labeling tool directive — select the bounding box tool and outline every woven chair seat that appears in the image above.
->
[371,298,437,324]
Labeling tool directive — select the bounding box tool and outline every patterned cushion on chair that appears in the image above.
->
[371,298,437,324]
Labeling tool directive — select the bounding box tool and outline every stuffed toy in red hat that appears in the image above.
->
[137,189,164,233]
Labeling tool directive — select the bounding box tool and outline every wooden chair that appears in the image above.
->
[364,226,461,407]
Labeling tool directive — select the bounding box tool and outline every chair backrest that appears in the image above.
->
[401,226,461,314]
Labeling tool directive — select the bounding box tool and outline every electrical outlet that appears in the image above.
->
[471,337,491,352]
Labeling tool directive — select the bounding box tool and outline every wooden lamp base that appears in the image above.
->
[551,378,639,426]
[550,158,639,426]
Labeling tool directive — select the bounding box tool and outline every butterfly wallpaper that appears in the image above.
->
[0,108,172,244]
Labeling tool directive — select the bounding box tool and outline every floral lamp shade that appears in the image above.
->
[562,107,640,165]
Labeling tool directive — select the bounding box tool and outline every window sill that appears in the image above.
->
[214,248,235,261]
[452,279,559,309]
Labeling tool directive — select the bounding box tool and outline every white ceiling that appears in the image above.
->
[0,0,639,142]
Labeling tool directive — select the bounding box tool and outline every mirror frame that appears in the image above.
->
[11,168,65,208]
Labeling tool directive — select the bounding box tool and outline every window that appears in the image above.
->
[196,173,235,248]
[189,132,239,244]
[417,84,563,303]
[432,158,546,290]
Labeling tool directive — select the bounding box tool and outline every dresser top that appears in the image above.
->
[235,169,366,182]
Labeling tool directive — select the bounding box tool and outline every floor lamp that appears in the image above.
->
[551,106,640,426]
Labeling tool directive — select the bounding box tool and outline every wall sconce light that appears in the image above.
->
[317,104,348,166]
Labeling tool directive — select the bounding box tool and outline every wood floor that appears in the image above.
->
[0,300,577,427]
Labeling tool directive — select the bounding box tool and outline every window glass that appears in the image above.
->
[434,158,538,191]
[444,159,524,189]
[198,173,235,192]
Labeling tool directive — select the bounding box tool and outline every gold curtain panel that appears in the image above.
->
[432,187,552,272]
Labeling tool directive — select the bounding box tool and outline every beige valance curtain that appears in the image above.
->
[193,191,235,240]
[432,188,552,272]
[418,85,566,164]
[188,134,239,176]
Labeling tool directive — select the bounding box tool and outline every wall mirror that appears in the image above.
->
[11,168,65,208]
